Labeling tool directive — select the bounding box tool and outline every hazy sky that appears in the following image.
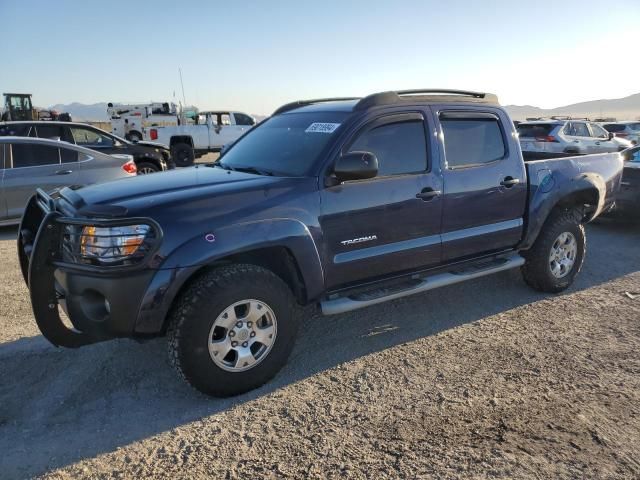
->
[1,0,638,115]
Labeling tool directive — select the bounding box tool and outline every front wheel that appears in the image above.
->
[521,208,585,293]
[167,264,298,397]
[136,161,160,174]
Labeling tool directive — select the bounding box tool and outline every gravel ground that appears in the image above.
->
[1,220,639,479]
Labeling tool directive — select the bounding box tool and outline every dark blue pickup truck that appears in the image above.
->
[18,89,623,396]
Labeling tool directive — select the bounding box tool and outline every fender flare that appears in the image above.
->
[521,171,604,250]
[134,218,324,334]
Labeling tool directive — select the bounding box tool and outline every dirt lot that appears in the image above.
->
[1,220,639,479]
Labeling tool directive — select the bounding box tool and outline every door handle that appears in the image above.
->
[416,188,441,201]
[54,170,73,175]
[500,177,520,188]
[595,142,600,145]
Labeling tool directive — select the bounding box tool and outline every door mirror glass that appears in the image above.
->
[334,151,378,182]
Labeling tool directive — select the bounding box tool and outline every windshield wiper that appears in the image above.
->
[229,166,274,176]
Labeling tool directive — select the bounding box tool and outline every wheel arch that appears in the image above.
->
[170,136,194,148]
[134,220,324,335]
[521,173,604,250]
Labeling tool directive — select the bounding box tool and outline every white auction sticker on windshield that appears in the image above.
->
[305,122,341,133]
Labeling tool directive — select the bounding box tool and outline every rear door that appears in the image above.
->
[320,111,443,289]
[435,107,527,261]
[3,142,80,221]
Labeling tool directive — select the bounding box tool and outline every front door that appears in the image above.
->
[320,112,443,290]
[436,108,527,261]
[3,142,80,221]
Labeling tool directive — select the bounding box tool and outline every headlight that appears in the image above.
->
[79,225,150,264]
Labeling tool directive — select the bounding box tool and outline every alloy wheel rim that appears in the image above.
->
[208,299,277,372]
[548,232,577,279]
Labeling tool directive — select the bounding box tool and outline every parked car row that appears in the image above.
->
[0,121,174,173]
[600,121,640,145]
[0,136,137,225]
[516,119,632,156]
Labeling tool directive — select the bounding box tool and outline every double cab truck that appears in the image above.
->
[148,111,257,167]
[18,89,623,397]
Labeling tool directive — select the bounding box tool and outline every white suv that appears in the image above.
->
[600,122,640,145]
[518,120,633,155]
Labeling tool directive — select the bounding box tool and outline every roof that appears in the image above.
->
[274,89,500,115]
[0,136,106,155]
[0,120,98,128]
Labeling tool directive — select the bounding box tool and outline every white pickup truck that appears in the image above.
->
[147,111,256,166]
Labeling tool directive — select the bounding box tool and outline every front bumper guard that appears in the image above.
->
[18,193,96,348]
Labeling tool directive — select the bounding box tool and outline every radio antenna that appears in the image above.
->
[179,68,187,107]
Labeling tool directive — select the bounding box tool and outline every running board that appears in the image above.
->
[320,254,525,315]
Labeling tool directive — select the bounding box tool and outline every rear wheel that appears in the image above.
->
[167,264,298,397]
[171,143,195,167]
[127,131,143,142]
[521,208,585,293]
[136,161,160,174]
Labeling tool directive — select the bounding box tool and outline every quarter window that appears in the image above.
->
[348,120,428,176]
[11,144,60,168]
[440,115,506,168]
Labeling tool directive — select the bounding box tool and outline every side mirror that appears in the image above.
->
[608,132,615,140]
[333,151,378,182]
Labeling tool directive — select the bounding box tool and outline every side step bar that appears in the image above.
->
[320,254,525,315]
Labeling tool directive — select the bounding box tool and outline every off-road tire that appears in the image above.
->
[171,143,195,167]
[136,161,160,174]
[521,208,585,293]
[167,264,298,397]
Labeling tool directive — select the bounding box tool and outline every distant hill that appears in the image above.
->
[43,93,640,123]
[505,93,640,121]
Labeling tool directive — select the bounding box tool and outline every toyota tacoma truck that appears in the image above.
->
[18,89,623,397]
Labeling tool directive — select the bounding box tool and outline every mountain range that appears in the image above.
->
[43,93,640,122]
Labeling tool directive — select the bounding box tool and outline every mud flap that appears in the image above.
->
[20,196,97,348]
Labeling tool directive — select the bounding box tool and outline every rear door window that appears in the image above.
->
[11,144,61,168]
[34,124,65,140]
[440,113,506,168]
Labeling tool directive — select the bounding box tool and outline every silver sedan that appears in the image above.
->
[0,137,138,225]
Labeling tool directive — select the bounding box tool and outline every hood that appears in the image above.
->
[135,140,169,150]
[75,165,285,208]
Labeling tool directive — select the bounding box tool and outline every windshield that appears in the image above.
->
[219,112,349,176]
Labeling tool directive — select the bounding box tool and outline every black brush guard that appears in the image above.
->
[17,189,161,348]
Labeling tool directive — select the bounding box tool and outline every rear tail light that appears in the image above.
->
[614,132,628,138]
[122,160,137,175]
[535,135,559,143]
[150,128,158,140]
